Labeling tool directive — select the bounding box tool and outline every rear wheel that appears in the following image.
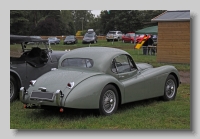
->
[162,75,177,101]
[10,75,18,102]
[99,84,118,116]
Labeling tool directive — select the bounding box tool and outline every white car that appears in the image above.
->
[106,31,123,42]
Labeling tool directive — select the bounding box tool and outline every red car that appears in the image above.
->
[122,33,135,43]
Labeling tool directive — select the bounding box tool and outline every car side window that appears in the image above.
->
[111,60,117,73]
[113,55,132,73]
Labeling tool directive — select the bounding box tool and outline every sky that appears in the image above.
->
[91,10,102,17]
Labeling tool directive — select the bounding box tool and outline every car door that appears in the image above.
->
[113,54,146,103]
[124,34,129,42]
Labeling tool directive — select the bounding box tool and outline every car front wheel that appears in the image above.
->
[99,84,118,116]
[10,75,18,102]
[162,75,177,101]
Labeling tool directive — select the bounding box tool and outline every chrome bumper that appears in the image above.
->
[20,87,64,107]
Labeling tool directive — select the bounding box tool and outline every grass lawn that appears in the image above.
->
[10,39,190,129]
[10,84,190,129]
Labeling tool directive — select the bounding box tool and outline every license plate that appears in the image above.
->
[30,91,54,101]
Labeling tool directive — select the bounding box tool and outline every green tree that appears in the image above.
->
[71,10,94,33]
[10,10,29,35]
[99,10,165,34]
[60,10,75,35]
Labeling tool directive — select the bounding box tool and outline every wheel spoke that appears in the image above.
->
[165,79,175,98]
[10,81,14,98]
[103,90,116,113]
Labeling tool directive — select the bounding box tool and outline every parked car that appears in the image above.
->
[63,35,78,44]
[122,33,135,43]
[106,31,123,42]
[20,47,180,116]
[47,37,60,45]
[152,34,158,45]
[82,32,97,44]
[10,35,67,102]
[87,29,95,34]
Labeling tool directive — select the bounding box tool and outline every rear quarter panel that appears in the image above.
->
[63,74,124,109]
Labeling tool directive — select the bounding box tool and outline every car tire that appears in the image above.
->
[10,75,18,102]
[162,74,177,101]
[99,84,119,116]
[107,39,109,42]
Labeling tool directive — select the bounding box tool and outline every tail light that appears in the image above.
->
[67,82,74,89]
[30,80,36,86]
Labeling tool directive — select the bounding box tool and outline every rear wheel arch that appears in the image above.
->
[105,83,122,106]
[99,83,119,115]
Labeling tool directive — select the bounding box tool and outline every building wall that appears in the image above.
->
[157,21,190,64]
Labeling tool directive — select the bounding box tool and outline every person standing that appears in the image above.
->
[147,35,154,55]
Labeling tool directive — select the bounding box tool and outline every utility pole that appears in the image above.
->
[80,17,84,32]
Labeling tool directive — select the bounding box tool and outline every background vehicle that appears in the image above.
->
[87,29,95,34]
[152,35,158,43]
[82,32,98,44]
[20,47,180,116]
[106,31,123,42]
[63,35,78,44]
[47,37,60,45]
[10,35,67,102]
[122,32,135,43]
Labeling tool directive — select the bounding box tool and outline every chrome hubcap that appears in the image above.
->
[103,90,116,113]
[10,81,14,98]
[165,79,175,98]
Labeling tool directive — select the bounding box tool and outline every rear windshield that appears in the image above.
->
[48,37,56,40]
[61,58,94,68]
[65,36,74,39]
[84,33,94,37]
[108,31,116,34]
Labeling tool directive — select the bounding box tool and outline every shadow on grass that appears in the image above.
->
[23,97,163,120]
